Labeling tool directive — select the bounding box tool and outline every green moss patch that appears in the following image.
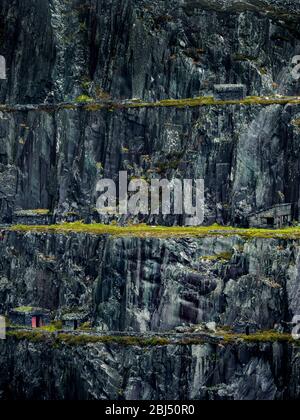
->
[292,118,300,127]
[7,330,172,347]
[75,95,94,103]
[7,330,49,343]
[14,209,50,217]
[13,306,34,313]
[221,331,294,344]
[201,251,233,262]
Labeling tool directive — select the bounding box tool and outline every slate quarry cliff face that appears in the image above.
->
[1,103,300,225]
[1,0,300,401]
[1,230,300,400]
[1,337,299,401]
[0,0,299,104]
[1,231,300,333]
[0,0,300,225]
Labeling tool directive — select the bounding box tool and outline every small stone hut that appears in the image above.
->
[12,210,52,226]
[9,307,50,328]
[62,313,88,331]
[233,320,259,335]
[248,204,292,228]
[214,84,247,101]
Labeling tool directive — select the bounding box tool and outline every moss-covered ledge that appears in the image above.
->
[5,329,299,348]
[7,222,300,240]
[0,96,300,113]
[125,96,300,109]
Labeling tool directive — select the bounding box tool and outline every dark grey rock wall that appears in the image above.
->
[0,231,299,333]
[1,0,300,401]
[0,336,299,400]
[1,103,300,225]
[0,0,300,224]
[0,0,299,104]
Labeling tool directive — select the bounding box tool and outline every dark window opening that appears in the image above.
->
[282,216,289,226]
[245,326,250,336]
[266,217,274,227]
[74,320,78,331]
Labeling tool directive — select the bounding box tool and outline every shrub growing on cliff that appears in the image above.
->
[75,95,94,103]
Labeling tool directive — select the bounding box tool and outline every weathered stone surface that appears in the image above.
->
[0,0,299,224]
[0,0,299,104]
[214,84,247,101]
[0,104,299,225]
[0,231,299,333]
[0,336,299,400]
[0,0,300,400]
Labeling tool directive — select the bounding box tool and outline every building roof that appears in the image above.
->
[13,209,51,217]
[11,306,50,316]
[248,203,292,218]
[214,84,246,92]
[62,312,88,321]
[234,320,258,327]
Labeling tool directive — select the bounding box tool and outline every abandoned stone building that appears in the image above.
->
[62,313,88,331]
[248,204,293,228]
[12,210,52,226]
[9,307,50,329]
[233,320,259,336]
[214,84,247,101]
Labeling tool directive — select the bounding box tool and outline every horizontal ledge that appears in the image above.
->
[6,328,297,347]
[182,0,300,17]
[0,96,300,112]
[5,222,300,240]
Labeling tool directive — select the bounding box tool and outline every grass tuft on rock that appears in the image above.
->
[75,95,94,103]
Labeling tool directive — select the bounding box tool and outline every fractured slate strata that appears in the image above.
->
[0,0,300,401]
[0,0,299,104]
[0,337,299,400]
[0,230,299,333]
[1,103,300,226]
[0,229,300,400]
[0,0,300,225]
